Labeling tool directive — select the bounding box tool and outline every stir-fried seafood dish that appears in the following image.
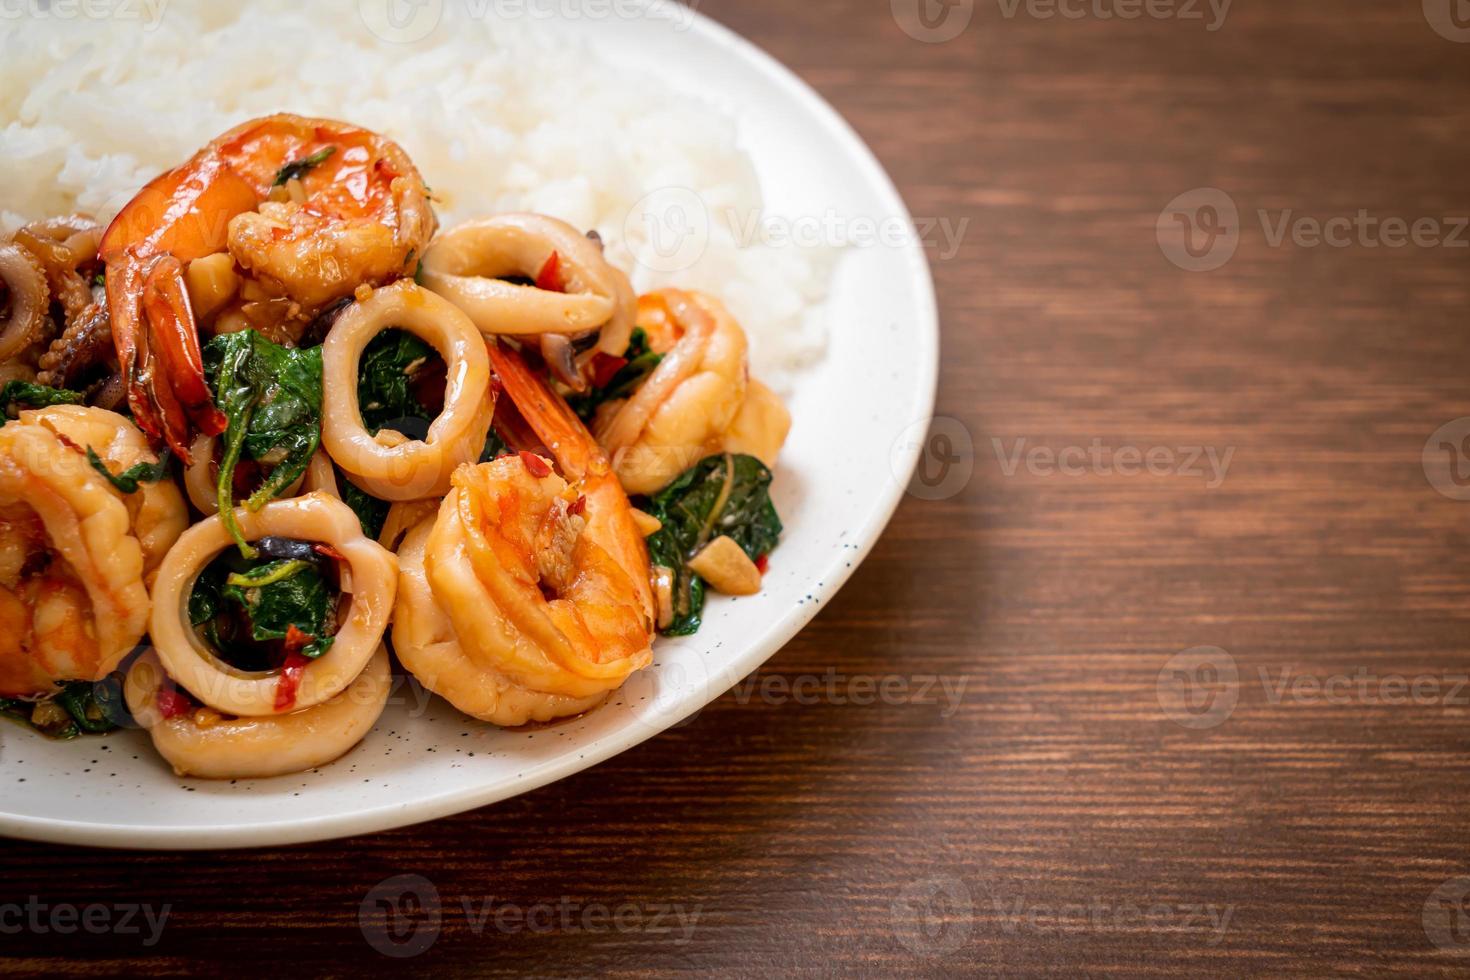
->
[0,114,792,779]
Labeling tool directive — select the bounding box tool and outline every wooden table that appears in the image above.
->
[6,0,1470,975]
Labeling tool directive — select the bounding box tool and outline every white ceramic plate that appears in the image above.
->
[0,4,938,849]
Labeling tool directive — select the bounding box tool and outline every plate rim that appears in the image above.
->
[0,4,940,850]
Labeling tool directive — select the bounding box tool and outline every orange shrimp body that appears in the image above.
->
[100,113,436,461]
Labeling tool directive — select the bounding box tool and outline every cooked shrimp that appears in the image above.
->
[394,518,608,726]
[20,405,186,574]
[597,289,751,495]
[125,645,391,779]
[148,492,396,717]
[321,280,494,500]
[101,113,436,459]
[720,378,792,469]
[392,342,652,720]
[420,214,635,390]
[0,422,149,697]
[0,241,50,364]
[489,340,655,625]
[396,454,650,722]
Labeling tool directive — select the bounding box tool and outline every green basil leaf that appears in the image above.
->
[357,328,436,435]
[86,446,171,494]
[203,330,324,556]
[272,145,337,187]
[0,381,84,421]
[643,453,782,635]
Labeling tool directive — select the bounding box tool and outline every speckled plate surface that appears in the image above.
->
[0,4,938,849]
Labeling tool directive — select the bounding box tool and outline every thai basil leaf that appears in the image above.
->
[643,453,782,636]
[0,676,121,739]
[336,469,390,540]
[358,328,436,435]
[190,549,337,665]
[86,447,171,494]
[0,381,83,420]
[203,330,323,556]
[220,559,335,659]
[567,328,663,422]
[272,146,336,187]
[53,679,121,735]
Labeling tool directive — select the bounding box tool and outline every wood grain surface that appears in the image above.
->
[5,0,1470,976]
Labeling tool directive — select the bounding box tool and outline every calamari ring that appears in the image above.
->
[321,280,494,500]
[182,434,308,516]
[0,242,49,363]
[393,518,607,726]
[124,645,391,779]
[0,422,148,694]
[149,492,398,717]
[420,214,636,384]
[20,406,186,574]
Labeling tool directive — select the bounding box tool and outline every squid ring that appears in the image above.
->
[21,405,186,575]
[0,242,50,363]
[420,214,636,383]
[183,434,308,516]
[149,492,398,717]
[320,280,494,500]
[393,518,607,727]
[124,645,392,779]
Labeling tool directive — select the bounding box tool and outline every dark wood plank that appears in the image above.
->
[5,0,1470,975]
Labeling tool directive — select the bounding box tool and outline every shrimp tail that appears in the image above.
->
[488,340,598,479]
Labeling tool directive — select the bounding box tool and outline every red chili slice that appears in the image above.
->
[155,688,192,720]
[274,632,314,712]
[312,543,347,563]
[589,353,628,390]
[519,451,552,478]
[755,554,770,575]
[535,251,563,292]
[568,495,587,517]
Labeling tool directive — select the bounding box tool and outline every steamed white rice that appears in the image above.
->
[0,0,830,388]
